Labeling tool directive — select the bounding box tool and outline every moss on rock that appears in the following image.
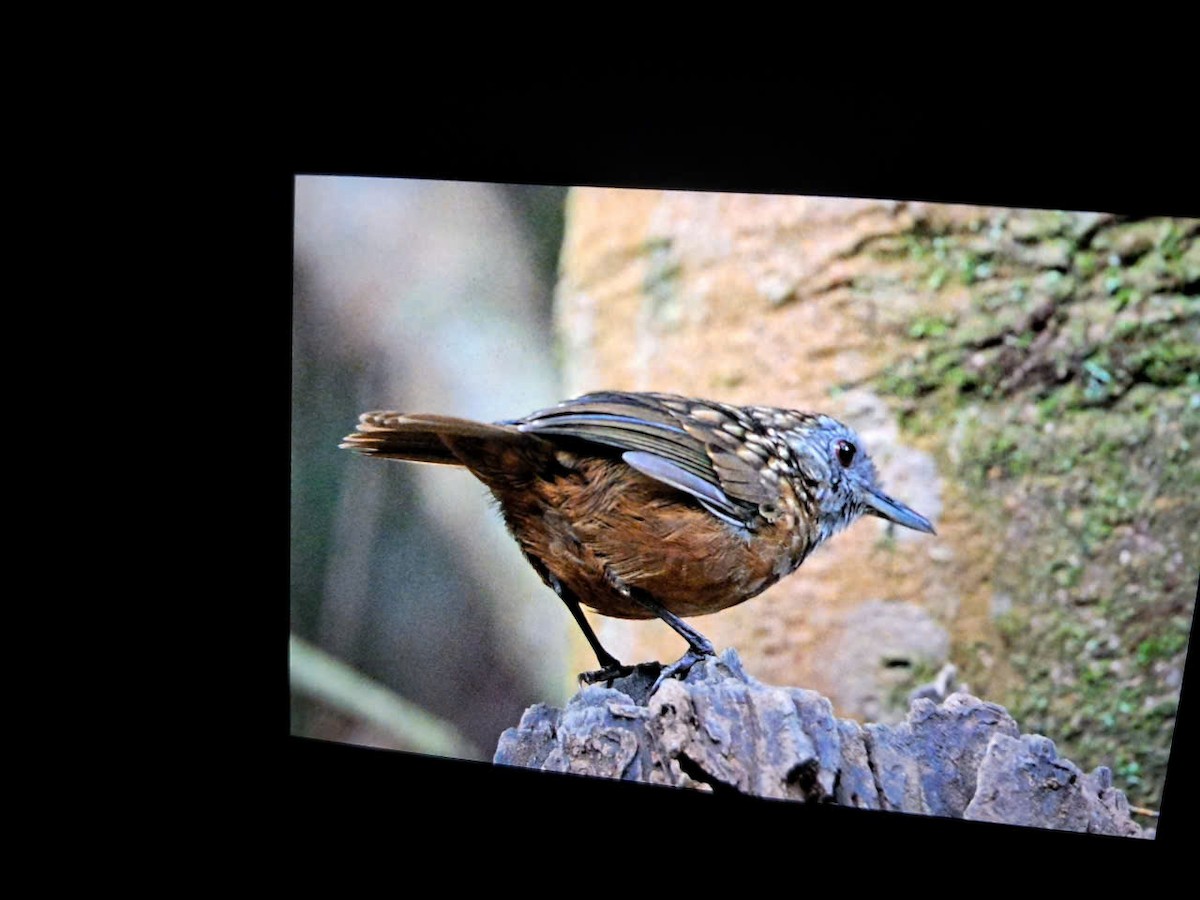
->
[860,211,1197,811]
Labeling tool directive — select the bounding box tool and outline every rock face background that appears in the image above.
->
[553,189,1196,813]
[495,650,1147,838]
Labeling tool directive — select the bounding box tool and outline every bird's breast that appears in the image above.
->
[491,455,816,620]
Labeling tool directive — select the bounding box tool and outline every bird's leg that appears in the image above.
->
[630,589,717,693]
[533,562,633,686]
[600,568,716,693]
[566,593,636,686]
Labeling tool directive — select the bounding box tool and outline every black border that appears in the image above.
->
[276,106,1194,868]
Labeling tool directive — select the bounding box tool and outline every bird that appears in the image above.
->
[339,390,936,690]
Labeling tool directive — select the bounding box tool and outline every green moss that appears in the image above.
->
[958,252,983,285]
[869,213,1197,809]
[1051,561,1082,588]
[909,315,954,339]
[1126,341,1200,386]
[994,609,1029,641]
[1036,269,1076,300]
[1111,286,1142,312]
[1073,251,1098,277]
[1136,630,1189,667]
[1034,393,1065,423]
[1158,223,1186,260]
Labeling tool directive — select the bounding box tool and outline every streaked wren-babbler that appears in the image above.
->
[341,391,936,688]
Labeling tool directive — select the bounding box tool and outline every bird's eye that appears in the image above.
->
[835,439,856,468]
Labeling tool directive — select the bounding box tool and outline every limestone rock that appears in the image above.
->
[495,649,1147,837]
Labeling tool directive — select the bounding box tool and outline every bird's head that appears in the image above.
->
[770,412,936,546]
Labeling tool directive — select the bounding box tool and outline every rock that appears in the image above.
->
[495,649,1147,837]
[493,703,561,770]
[864,692,1019,818]
[963,734,1145,837]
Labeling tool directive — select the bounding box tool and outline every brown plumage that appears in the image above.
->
[341,391,935,687]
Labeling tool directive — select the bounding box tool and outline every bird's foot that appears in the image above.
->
[650,646,716,695]
[578,661,636,687]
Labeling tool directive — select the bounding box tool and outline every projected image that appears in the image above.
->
[291,176,1196,838]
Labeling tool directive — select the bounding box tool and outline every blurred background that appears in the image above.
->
[291,177,1196,818]
[291,177,571,757]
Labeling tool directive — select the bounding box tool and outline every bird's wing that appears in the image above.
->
[510,392,776,522]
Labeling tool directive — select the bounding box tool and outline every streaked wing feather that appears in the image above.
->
[518,416,713,483]
[702,448,775,505]
[514,392,771,514]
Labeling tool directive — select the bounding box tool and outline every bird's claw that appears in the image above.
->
[578,662,636,687]
[650,647,714,694]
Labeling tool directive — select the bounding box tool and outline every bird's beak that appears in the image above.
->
[862,486,937,535]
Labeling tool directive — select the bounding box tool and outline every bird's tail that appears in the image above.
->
[339,412,524,466]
